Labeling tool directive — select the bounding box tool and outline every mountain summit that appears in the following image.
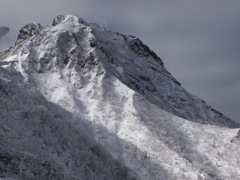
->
[0,15,239,180]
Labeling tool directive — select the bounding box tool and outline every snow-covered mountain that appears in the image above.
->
[0,15,239,180]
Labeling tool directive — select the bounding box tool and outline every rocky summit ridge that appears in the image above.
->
[0,15,239,180]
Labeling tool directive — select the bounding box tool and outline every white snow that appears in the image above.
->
[0,15,239,180]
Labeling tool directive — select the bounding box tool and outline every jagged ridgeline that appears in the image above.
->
[0,15,239,180]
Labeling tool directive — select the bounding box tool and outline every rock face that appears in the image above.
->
[0,15,239,180]
[16,23,42,45]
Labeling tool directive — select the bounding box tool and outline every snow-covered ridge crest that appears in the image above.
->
[2,14,239,127]
[0,14,240,180]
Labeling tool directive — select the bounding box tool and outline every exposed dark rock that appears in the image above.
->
[139,75,150,81]
[52,15,66,26]
[127,36,163,65]
[16,23,41,44]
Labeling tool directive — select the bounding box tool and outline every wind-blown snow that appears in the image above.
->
[0,15,239,180]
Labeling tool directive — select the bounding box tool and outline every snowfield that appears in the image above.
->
[0,15,239,180]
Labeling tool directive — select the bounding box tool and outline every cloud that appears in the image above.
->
[0,0,239,121]
[0,26,10,40]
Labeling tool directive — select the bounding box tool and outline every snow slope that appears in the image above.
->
[0,15,240,179]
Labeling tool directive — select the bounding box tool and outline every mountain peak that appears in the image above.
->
[52,14,84,26]
[1,15,239,179]
[16,23,42,44]
[3,14,239,127]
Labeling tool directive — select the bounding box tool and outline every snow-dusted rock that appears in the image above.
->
[0,15,239,180]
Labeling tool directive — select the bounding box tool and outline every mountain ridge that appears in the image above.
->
[7,14,239,127]
[0,14,239,179]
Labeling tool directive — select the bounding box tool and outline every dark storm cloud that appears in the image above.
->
[0,0,239,121]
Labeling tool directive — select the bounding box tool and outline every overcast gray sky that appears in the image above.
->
[0,0,239,122]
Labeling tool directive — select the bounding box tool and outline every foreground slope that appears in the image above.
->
[0,15,239,179]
